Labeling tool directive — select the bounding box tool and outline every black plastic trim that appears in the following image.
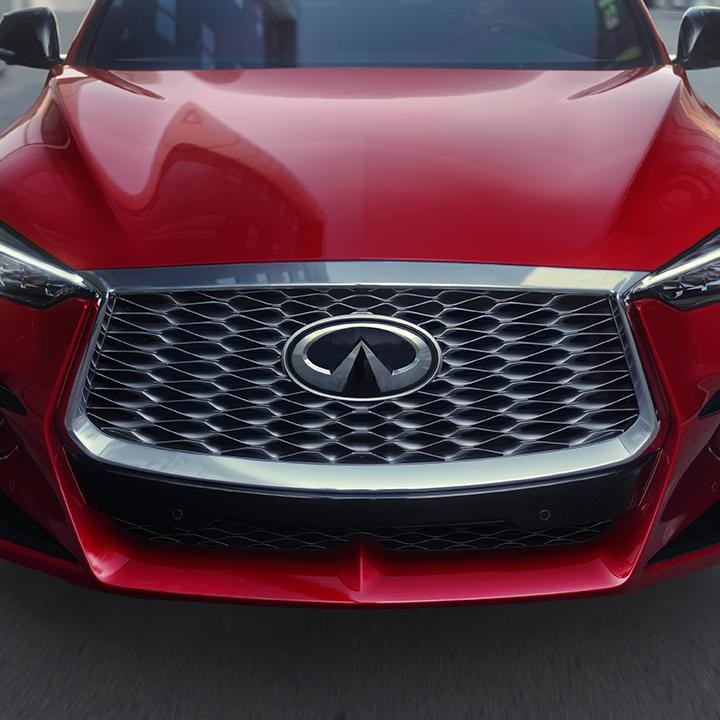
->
[650,503,720,564]
[72,454,650,533]
[676,7,720,70]
[700,390,720,418]
[0,491,74,562]
[0,384,25,416]
[0,8,61,70]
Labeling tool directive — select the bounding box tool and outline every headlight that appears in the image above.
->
[0,223,92,308]
[632,231,720,309]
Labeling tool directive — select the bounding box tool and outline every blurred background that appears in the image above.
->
[3,0,720,130]
[0,0,88,129]
[2,3,720,720]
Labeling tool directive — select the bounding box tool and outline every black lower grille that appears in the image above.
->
[74,455,641,554]
[115,516,611,553]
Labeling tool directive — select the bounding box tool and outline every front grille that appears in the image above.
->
[83,286,639,465]
[115,516,612,553]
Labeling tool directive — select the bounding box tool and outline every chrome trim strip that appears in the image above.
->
[66,261,656,494]
[91,261,643,295]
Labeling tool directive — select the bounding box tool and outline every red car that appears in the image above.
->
[1,0,720,606]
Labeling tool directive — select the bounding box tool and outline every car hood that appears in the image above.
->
[0,65,715,271]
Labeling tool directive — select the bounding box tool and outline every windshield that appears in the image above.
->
[82,0,654,71]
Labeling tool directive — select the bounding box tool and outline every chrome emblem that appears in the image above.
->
[283,315,442,401]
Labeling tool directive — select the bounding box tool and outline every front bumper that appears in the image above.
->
[2,268,720,605]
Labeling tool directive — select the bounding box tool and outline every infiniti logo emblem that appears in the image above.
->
[283,315,442,401]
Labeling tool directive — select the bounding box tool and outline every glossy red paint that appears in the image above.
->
[3,2,720,604]
[1,62,720,273]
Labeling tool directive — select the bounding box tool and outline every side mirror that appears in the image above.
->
[0,8,61,70]
[676,7,720,70]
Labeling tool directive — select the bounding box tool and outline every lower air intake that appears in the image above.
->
[0,491,74,561]
[115,516,612,553]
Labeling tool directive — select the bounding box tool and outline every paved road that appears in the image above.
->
[3,560,720,720]
[3,7,720,720]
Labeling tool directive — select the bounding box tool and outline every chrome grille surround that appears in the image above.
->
[67,262,657,493]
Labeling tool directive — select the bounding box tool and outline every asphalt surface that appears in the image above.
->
[2,6,720,720]
[2,560,720,720]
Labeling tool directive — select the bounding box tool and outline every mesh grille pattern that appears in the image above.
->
[83,286,639,464]
[115,517,612,553]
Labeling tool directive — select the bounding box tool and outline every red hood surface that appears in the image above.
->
[0,65,718,271]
